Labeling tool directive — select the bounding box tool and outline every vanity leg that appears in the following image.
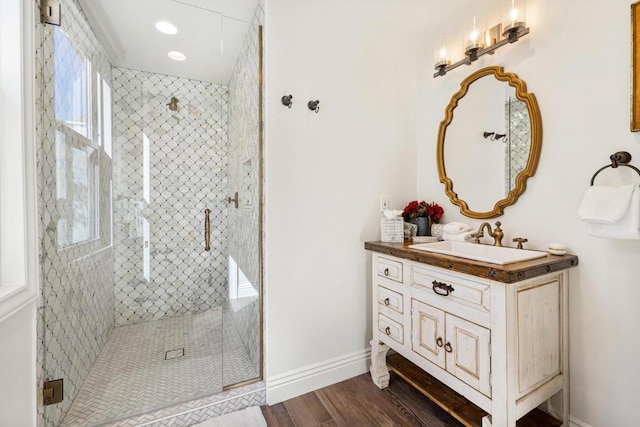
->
[370,339,390,389]
[483,414,516,427]
[545,388,569,426]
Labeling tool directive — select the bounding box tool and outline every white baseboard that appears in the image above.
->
[266,347,371,405]
[569,415,593,427]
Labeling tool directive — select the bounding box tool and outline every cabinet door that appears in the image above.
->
[444,314,491,397]
[411,299,445,369]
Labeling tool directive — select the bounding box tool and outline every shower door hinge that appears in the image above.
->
[40,0,61,26]
[43,379,64,405]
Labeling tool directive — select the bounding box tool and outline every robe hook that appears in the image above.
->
[281,95,293,109]
[308,100,320,113]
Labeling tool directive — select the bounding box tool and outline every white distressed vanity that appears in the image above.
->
[365,241,578,427]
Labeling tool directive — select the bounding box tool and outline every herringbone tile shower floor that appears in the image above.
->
[60,306,258,426]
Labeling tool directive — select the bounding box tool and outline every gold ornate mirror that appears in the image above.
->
[437,66,542,219]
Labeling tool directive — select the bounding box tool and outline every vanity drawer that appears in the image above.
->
[411,266,491,316]
[378,285,403,315]
[378,314,404,345]
[376,256,403,283]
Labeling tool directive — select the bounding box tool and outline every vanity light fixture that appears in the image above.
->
[464,17,485,62]
[155,20,178,35]
[434,42,451,76]
[503,0,527,42]
[433,2,529,78]
[168,51,186,61]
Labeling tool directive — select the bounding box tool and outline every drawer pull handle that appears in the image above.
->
[384,268,390,276]
[432,280,454,296]
[384,298,390,306]
[385,326,391,336]
[436,337,443,348]
[444,342,453,353]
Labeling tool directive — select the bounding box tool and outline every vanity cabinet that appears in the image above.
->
[366,242,579,427]
[412,299,492,398]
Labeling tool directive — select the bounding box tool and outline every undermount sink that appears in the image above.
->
[408,241,548,265]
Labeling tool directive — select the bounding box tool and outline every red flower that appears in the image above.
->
[402,200,444,223]
[426,203,444,223]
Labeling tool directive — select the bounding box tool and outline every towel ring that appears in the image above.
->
[590,151,640,186]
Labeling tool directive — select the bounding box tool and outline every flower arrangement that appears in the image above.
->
[402,200,444,223]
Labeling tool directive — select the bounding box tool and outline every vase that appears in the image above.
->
[414,217,432,236]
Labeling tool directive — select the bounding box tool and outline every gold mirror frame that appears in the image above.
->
[437,66,542,219]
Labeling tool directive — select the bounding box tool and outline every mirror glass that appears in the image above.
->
[437,67,541,218]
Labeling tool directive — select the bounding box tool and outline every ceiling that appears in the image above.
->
[78,0,259,85]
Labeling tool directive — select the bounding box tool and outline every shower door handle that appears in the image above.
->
[204,208,211,251]
[227,192,239,209]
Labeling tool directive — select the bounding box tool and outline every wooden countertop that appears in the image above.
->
[364,241,578,284]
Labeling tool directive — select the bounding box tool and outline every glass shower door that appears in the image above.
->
[39,16,118,426]
[39,2,227,425]
[222,13,264,389]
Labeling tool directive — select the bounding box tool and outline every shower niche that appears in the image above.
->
[37,0,264,425]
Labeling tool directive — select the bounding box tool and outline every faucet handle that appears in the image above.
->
[513,237,528,249]
[493,221,504,247]
[469,231,482,244]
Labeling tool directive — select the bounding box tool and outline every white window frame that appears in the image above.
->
[0,0,38,319]
[52,27,112,255]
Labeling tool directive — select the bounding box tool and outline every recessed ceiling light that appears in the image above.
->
[155,21,178,35]
[168,51,186,61]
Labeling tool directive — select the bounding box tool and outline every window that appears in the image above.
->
[102,78,113,158]
[55,130,100,247]
[54,27,91,138]
[0,0,37,314]
[52,27,111,249]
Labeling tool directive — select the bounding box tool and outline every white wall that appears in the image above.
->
[266,0,640,424]
[0,0,37,424]
[0,303,37,426]
[265,0,425,403]
[417,1,640,426]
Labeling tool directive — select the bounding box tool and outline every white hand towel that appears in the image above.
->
[585,185,640,239]
[442,222,473,234]
[579,184,636,224]
[442,231,475,242]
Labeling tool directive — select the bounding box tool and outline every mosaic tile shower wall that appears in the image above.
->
[112,68,230,326]
[35,0,115,425]
[504,97,531,195]
[226,1,264,378]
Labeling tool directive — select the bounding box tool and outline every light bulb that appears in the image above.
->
[155,21,178,35]
[510,8,519,23]
[439,46,447,61]
[168,51,186,61]
[470,30,479,43]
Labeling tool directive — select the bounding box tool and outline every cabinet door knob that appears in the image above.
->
[385,326,391,336]
[384,298,390,306]
[384,268,390,276]
[444,342,453,353]
[436,337,443,348]
[432,280,454,296]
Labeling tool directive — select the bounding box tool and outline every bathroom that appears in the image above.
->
[2,0,640,426]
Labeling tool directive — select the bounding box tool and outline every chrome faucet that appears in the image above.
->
[474,221,504,247]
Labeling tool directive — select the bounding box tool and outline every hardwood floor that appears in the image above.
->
[261,372,465,427]
[261,368,563,426]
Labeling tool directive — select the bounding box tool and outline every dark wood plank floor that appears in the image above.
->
[261,372,465,427]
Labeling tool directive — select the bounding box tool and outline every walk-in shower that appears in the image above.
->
[37,0,264,425]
